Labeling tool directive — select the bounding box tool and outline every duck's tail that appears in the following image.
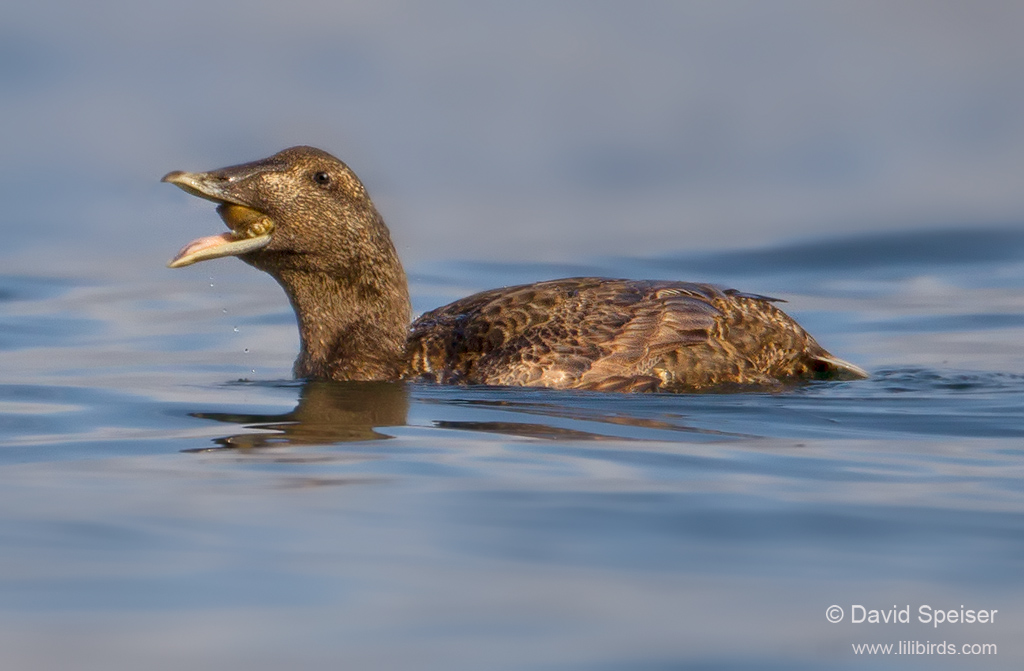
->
[812,354,870,380]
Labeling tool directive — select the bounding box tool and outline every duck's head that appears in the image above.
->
[163,145,410,381]
[163,145,389,277]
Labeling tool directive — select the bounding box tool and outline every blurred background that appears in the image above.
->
[3,0,1024,273]
[2,3,1024,670]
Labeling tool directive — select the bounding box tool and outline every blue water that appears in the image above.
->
[1,227,1022,670]
[4,2,1024,668]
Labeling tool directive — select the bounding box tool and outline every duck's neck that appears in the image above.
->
[274,263,411,381]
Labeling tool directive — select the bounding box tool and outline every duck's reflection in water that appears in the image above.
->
[185,379,761,454]
[185,381,409,452]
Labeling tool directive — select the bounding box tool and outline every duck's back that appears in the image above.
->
[404,277,862,392]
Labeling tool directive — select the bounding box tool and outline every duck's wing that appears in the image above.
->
[405,277,727,390]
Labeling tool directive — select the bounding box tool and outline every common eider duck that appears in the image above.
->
[164,146,866,392]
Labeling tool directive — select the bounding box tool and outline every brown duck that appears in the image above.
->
[164,146,867,392]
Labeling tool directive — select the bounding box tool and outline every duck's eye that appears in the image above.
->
[313,171,331,186]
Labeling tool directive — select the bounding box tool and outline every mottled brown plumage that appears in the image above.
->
[405,278,861,391]
[164,146,866,392]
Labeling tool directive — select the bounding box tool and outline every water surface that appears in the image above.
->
[4,3,1024,668]
[1,228,1022,670]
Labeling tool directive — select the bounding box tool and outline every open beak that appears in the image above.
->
[162,170,274,268]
